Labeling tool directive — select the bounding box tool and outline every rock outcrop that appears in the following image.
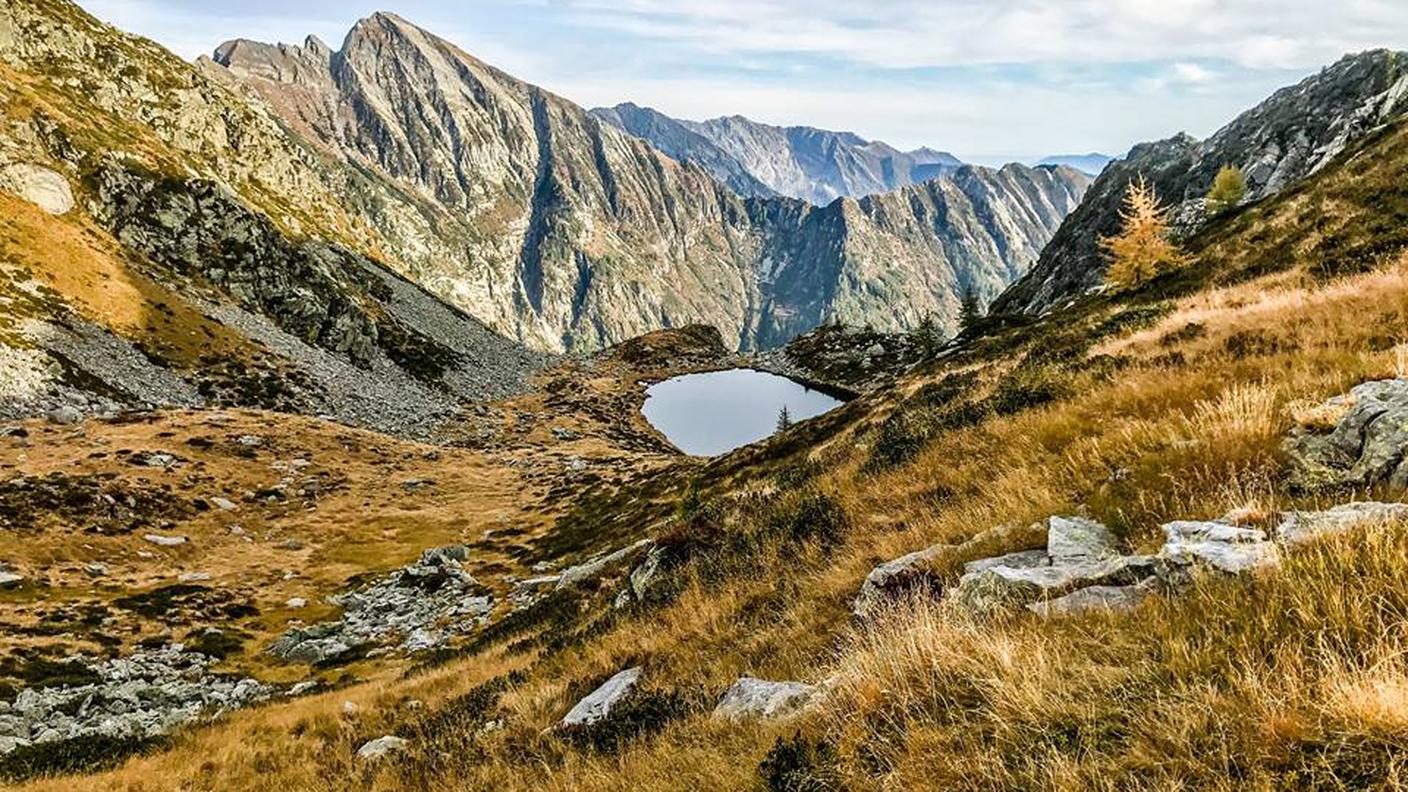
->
[356,735,409,761]
[1277,501,1408,546]
[0,646,271,756]
[713,678,817,722]
[1285,379,1408,492]
[0,0,550,435]
[852,542,950,619]
[995,50,1408,316]
[867,502,1408,619]
[0,163,72,215]
[269,546,493,664]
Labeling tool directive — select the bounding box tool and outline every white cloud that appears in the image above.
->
[68,0,1408,159]
[1170,62,1216,84]
[551,0,1407,71]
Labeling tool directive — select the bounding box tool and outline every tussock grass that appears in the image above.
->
[817,519,1408,790]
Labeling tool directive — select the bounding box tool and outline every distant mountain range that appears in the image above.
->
[590,103,963,205]
[1036,154,1114,176]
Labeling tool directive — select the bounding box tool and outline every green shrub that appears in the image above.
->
[758,733,843,792]
[0,735,165,782]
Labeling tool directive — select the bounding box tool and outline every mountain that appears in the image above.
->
[0,0,548,437]
[0,0,1088,432]
[995,50,1408,316]
[587,103,779,199]
[1037,153,1114,176]
[12,33,1408,790]
[204,15,1088,352]
[591,104,964,205]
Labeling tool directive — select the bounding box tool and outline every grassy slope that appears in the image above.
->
[14,112,1408,792]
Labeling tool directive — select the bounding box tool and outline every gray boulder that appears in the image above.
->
[1027,584,1152,618]
[1158,520,1279,575]
[953,555,1155,614]
[1276,501,1408,547]
[556,540,652,590]
[560,667,642,728]
[46,406,83,425]
[270,633,354,665]
[616,545,674,609]
[713,678,817,721]
[1285,379,1408,491]
[210,497,238,512]
[356,735,409,760]
[852,542,950,619]
[1047,516,1117,563]
[142,534,187,547]
[0,163,74,215]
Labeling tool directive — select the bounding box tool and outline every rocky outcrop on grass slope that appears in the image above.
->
[269,545,494,665]
[1285,378,1408,492]
[0,645,271,758]
[856,503,1408,619]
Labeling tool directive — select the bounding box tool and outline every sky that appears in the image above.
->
[76,0,1408,163]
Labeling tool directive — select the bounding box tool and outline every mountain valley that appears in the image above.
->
[4,1,1408,790]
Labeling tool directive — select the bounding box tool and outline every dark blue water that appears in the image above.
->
[641,368,845,456]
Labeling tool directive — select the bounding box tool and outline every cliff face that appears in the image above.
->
[208,15,1089,351]
[994,50,1408,317]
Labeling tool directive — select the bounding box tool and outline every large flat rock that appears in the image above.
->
[560,667,642,729]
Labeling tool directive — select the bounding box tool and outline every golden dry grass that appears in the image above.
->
[16,238,1407,792]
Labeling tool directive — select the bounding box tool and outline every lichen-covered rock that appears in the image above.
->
[560,667,642,729]
[1285,379,1408,492]
[852,542,950,619]
[713,678,817,721]
[1046,516,1118,564]
[953,555,1155,614]
[615,544,679,609]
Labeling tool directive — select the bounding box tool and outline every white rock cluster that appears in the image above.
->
[0,645,271,756]
[269,545,493,664]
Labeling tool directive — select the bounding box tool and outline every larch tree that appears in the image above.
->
[1102,176,1190,290]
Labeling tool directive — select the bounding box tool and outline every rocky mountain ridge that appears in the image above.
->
[205,14,1088,352]
[995,49,1408,316]
[590,102,964,204]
